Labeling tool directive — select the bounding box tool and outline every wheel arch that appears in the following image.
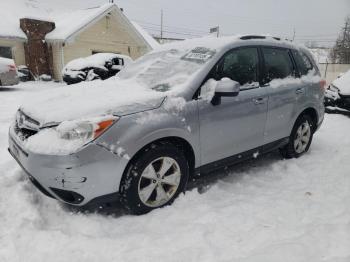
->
[296,107,318,132]
[119,136,196,192]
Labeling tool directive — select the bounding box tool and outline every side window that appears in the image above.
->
[262,47,294,83]
[0,46,12,59]
[216,47,259,87]
[292,50,313,76]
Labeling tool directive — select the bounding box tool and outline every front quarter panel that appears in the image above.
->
[94,98,200,187]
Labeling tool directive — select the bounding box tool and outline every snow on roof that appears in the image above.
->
[0,2,159,50]
[131,21,160,50]
[45,4,115,42]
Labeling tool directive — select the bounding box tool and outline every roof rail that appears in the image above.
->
[240,35,281,41]
[240,35,266,40]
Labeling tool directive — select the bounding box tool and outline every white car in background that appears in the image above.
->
[0,57,19,86]
[325,70,350,111]
[62,53,133,85]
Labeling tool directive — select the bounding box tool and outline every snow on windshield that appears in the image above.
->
[117,47,216,92]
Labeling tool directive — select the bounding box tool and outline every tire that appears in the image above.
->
[280,114,314,159]
[120,142,189,215]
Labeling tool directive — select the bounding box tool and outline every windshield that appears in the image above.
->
[117,47,216,92]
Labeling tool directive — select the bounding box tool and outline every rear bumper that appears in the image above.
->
[8,128,129,206]
[0,71,19,86]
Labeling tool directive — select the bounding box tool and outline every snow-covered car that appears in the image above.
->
[62,53,132,85]
[8,35,325,215]
[324,70,350,111]
[17,65,32,82]
[0,57,19,86]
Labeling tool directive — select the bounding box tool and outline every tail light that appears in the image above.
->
[8,64,16,72]
[319,79,327,92]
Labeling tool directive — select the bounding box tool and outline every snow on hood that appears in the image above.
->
[332,70,350,96]
[20,78,165,125]
[63,53,132,72]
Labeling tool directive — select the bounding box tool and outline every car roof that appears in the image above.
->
[154,35,301,54]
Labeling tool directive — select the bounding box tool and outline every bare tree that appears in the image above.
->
[330,16,350,63]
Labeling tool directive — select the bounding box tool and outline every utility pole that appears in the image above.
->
[160,9,164,40]
[292,28,296,41]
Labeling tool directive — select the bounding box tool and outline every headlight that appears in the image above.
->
[57,116,118,142]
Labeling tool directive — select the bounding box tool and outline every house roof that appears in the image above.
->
[131,21,160,50]
[0,2,159,50]
[45,4,115,42]
[46,4,160,50]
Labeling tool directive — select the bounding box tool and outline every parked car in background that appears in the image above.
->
[0,57,19,86]
[325,70,350,111]
[9,36,325,214]
[62,53,132,85]
[17,65,32,82]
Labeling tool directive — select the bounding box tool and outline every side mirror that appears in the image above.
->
[212,78,240,105]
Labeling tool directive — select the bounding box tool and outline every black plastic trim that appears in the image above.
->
[49,188,84,204]
[195,137,289,174]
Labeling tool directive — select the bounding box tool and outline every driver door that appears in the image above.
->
[198,47,268,166]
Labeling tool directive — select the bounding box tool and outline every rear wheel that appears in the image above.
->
[120,142,189,215]
[280,115,314,158]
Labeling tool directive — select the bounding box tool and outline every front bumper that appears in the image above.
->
[8,129,129,206]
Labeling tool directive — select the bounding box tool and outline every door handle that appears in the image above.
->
[295,88,305,94]
[253,97,265,105]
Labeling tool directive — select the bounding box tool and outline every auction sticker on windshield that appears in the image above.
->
[182,47,216,63]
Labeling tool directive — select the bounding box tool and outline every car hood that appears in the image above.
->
[19,78,165,126]
[333,70,350,96]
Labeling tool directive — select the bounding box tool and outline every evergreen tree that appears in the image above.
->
[330,16,350,63]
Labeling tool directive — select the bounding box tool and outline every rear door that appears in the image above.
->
[261,46,303,144]
[198,47,268,165]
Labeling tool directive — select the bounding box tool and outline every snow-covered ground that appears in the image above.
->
[0,82,349,262]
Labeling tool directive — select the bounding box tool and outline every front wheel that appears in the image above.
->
[280,115,314,158]
[120,142,189,215]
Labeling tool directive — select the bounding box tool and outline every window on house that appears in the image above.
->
[0,46,12,59]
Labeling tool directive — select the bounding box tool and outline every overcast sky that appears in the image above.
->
[30,0,350,46]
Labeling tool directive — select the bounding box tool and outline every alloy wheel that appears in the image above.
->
[294,121,311,154]
[138,157,182,207]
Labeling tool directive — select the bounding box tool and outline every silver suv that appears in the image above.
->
[8,35,325,214]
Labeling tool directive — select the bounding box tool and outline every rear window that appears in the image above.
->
[262,47,294,83]
[292,50,313,76]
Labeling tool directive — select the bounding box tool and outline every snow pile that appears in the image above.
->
[332,69,350,95]
[1,82,350,261]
